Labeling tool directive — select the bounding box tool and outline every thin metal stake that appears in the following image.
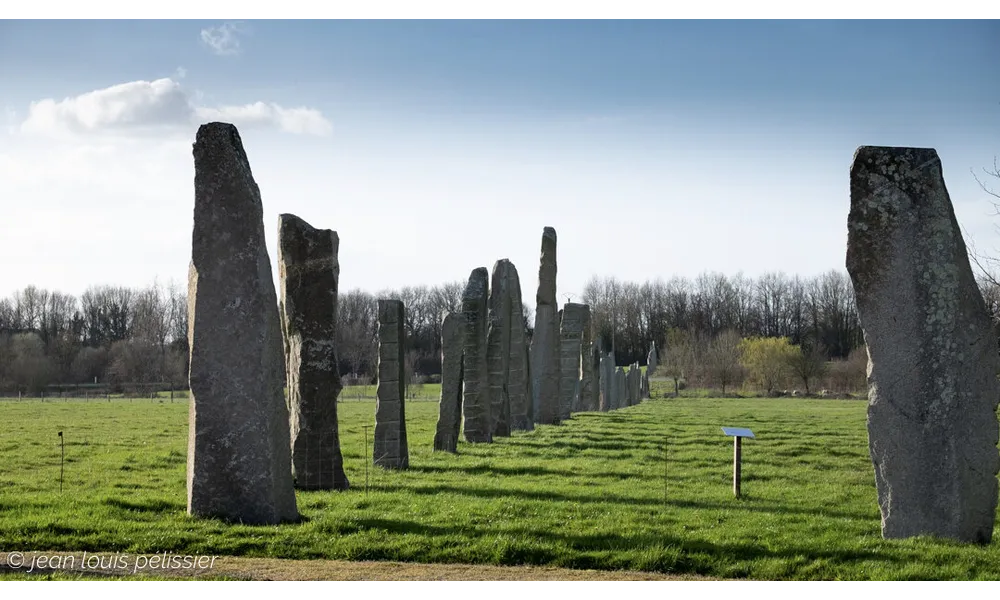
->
[58,431,64,493]
[663,435,668,504]
[363,425,370,496]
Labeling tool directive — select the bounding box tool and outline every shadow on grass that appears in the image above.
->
[408,464,633,480]
[376,483,874,520]
[339,517,900,572]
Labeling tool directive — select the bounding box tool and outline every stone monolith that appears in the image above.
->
[187,122,298,524]
[278,213,348,491]
[559,303,587,419]
[600,351,614,411]
[507,265,534,432]
[462,268,492,443]
[374,299,409,469]
[530,227,561,425]
[433,312,464,452]
[846,145,1000,543]
[579,306,599,412]
[488,260,514,437]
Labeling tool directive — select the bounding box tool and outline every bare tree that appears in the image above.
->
[785,340,828,395]
[705,330,743,395]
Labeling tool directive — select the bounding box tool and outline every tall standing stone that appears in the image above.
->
[600,351,614,411]
[530,227,561,425]
[278,213,348,491]
[846,145,1000,543]
[579,306,599,412]
[615,367,626,410]
[507,265,534,432]
[647,342,659,377]
[374,299,409,469]
[433,312,464,452]
[488,260,514,437]
[462,268,492,443]
[187,122,298,524]
[559,303,587,419]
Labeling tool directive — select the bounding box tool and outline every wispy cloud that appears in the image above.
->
[174,66,187,79]
[194,102,333,136]
[200,22,248,56]
[18,78,332,138]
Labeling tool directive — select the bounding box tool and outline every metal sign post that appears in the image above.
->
[721,427,755,498]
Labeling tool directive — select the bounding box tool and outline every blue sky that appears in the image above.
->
[1,20,999,301]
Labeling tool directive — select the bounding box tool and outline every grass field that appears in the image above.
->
[2,381,1000,580]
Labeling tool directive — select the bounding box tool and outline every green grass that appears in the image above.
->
[2,381,999,580]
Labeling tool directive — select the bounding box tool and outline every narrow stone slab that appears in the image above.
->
[647,342,659,377]
[530,227,561,425]
[579,306,599,412]
[187,122,298,524]
[600,351,614,411]
[278,213,348,491]
[374,299,409,469]
[614,367,628,409]
[488,260,514,437]
[559,303,587,419]
[433,311,464,452]
[462,267,492,443]
[507,264,534,432]
[846,145,1000,543]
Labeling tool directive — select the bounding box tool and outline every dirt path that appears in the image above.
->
[0,552,713,580]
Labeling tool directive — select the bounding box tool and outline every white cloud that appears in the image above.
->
[200,22,247,56]
[195,102,333,136]
[17,78,331,138]
[20,78,192,136]
[174,66,187,79]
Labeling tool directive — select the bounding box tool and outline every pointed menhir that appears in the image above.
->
[846,145,1000,544]
[530,227,561,425]
[462,267,492,443]
[187,122,298,524]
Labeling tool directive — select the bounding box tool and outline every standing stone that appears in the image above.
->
[507,265,534,432]
[462,268,492,443]
[625,364,637,406]
[600,351,614,411]
[488,260,514,437]
[374,299,409,469]
[614,367,626,410]
[530,227,561,425]
[433,312,464,452]
[559,303,587,419]
[579,307,599,412]
[187,122,298,524]
[846,145,1000,543]
[647,342,659,377]
[278,213,348,491]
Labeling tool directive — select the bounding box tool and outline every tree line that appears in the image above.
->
[4,269,999,395]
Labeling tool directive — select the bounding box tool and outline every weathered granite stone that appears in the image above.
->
[278,213,348,491]
[507,265,534,432]
[615,367,626,410]
[433,312,464,452]
[579,306,599,412]
[647,342,659,377]
[462,268,492,443]
[374,299,409,469]
[187,122,298,524]
[530,227,561,425]
[559,303,587,419]
[846,145,1000,543]
[598,351,612,411]
[625,364,637,406]
[488,260,514,437]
